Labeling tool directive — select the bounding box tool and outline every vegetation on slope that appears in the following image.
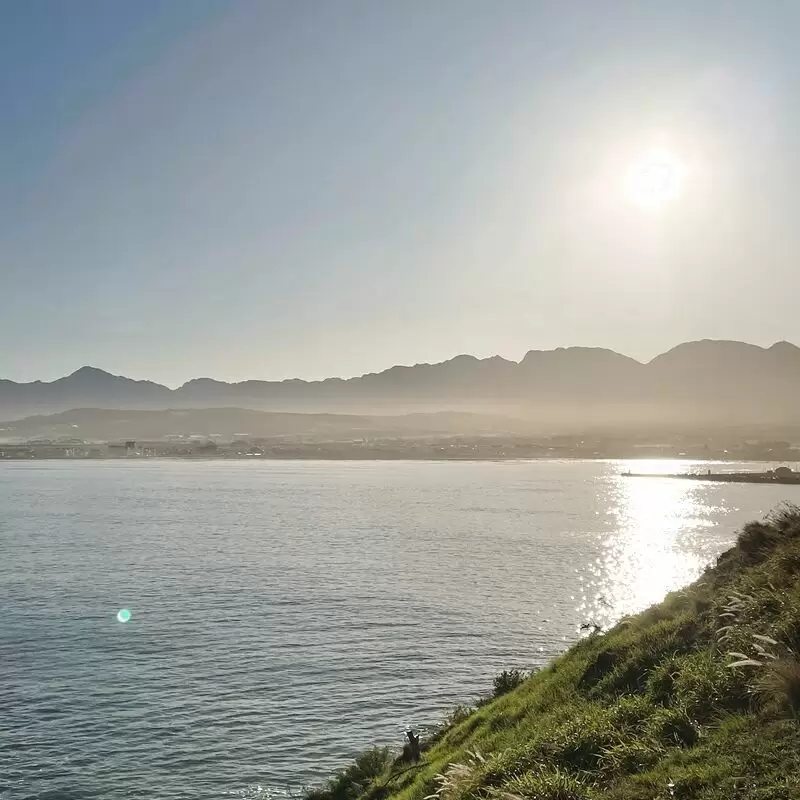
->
[309,507,800,800]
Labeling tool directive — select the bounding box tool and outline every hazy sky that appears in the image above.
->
[3,1,800,386]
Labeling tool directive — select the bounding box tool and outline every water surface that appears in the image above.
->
[0,459,792,799]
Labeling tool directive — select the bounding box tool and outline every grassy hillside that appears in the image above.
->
[309,508,800,800]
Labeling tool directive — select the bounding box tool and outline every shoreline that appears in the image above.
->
[627,470,800,485]
[0,453,796,463]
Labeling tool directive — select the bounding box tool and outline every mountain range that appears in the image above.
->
[2,340,800,428]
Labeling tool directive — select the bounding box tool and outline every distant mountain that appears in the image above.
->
[0,366,172,419]
[2,340,800,427]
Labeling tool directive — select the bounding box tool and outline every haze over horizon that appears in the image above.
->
[3,338,800,433]
[4,1,800,385]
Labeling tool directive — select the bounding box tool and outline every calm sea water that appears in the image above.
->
[1,459,794,799]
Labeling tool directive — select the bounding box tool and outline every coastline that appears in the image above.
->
[307,509,800,800]
[0,452,797,463]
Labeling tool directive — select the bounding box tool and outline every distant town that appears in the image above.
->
[2,432,799,462]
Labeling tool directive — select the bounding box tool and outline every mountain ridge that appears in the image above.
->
[2,339,800,426]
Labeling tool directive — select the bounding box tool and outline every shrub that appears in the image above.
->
[766,504,800,535]
[307,747,393,800]
[736,522,780,564]
[493,669,528,697]
[446,705,474,726]
[755,657,800,718]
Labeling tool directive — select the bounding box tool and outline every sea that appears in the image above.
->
[1,459,794,800]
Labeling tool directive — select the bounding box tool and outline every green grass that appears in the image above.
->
[308,505,800,800]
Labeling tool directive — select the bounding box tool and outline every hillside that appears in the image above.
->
[0,407,529,443]
[2,340,800,427]
[310,509,800,800]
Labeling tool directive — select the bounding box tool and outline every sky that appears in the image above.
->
[2,0,800,386]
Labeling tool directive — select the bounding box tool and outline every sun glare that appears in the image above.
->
[626,150,683,210]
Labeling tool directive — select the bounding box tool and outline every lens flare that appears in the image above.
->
[117,608,132,623]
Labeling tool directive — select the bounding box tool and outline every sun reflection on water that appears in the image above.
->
[582,463,721,628]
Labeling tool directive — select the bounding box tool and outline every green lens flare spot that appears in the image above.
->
[117,608,132,623]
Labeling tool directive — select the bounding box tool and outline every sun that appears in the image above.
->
[625,150,683,209]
